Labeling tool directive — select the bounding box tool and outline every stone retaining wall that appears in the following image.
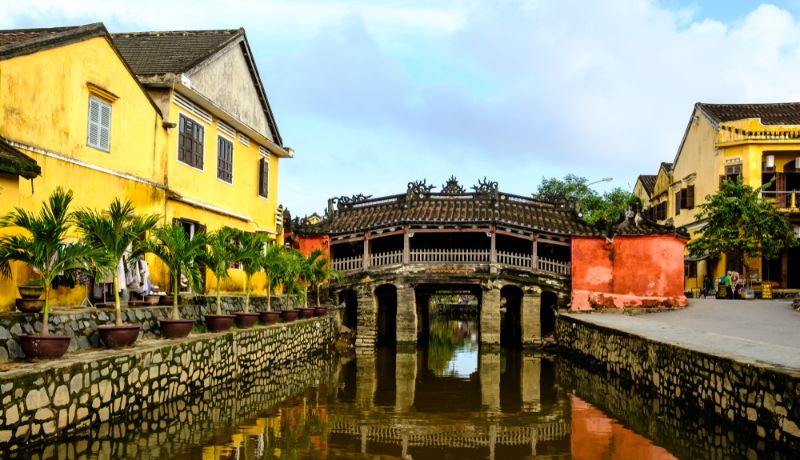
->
[556,315,800,453]
[0,315,335,453]
[0,295,297,362]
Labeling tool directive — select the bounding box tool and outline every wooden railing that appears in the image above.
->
[761,191,799,210]
[332,255,362,272]
[538,256,570,275]
[497,250,531,268]
[369,250,402,267]
[333,249,570,276]
[410,249,490,263]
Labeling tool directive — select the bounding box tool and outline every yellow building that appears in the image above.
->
[632,174,656,209]
[112,28,293,293]
[0,23,291,311]
[649,102,800,291]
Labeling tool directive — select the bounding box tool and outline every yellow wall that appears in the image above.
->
[0,37,169,311]
[0,36,286,311]
[632,180,651,209]
[165,95,281,235]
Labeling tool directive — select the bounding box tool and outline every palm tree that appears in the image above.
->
[280,248,306,308]
[201,227,238,316]
[144,223,207,320]
[0,188,98,335]
[304,250,339,307]
[261,243,285,311]
[233,230,267,313]
[73,198,159,326]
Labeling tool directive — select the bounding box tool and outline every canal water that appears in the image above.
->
[16,313,781,459]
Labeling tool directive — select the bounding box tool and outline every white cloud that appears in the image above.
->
[3,1,800,214]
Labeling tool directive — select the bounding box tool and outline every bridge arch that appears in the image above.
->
[541,291,558,337]
[338,289,358,331]
[375,284,398,345]
[500,285,523,347]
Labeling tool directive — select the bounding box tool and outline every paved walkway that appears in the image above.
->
[564,299,800,371]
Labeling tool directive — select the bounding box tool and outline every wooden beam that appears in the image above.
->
[330,235,365,245]
[363,232,370,270]
[490,224,497,263]
[367,229,405,239]
[403,225,410,264]
[496,228,533,240]
[408,227,491,234]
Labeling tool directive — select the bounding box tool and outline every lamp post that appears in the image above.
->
[587,177,613,187]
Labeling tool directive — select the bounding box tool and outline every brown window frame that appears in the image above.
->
[178,114,204,170]
[258,157,269,198]
[216,136,233,183]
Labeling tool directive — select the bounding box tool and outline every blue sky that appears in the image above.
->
[4,1,800,216]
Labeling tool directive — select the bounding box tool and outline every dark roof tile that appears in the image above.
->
[0,137,40,179]
[698,102,800,125]
[111,30,241,76]
[637,175,657,194]
[0,23,107,61]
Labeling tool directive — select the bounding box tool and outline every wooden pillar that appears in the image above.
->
[403,225,410,265]
[490,225,497,264]
[363,233,370,270]
[532,236,538,270]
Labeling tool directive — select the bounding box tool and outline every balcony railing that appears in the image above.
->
[332,249,570,276]
[761,191,800,210]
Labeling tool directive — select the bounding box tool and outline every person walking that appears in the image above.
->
[724,272,734,300]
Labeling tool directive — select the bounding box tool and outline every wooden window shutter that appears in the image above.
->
[87,97,111,151]
[675,190,681,215]
[777,173,787,208]
[680,188,688,210]
[687,185,695,209]
[258,158,269,198]
[216,136,233,183]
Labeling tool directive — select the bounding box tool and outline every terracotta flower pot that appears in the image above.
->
[281,309,299,322]
[17,285,44,300]
[259,311,281,325]
[98,324,141,348]
[159,319,194,339]
[234,312,259,329]
[143,294,161,305]
[204,314,234,332]
[18,334,71,360]
[15,298,44,314]
[297,307,315,319]
[313,306,329,317]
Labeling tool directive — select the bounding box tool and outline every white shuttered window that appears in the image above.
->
[87,96,111,152]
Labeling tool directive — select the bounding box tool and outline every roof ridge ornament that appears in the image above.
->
[333,193,372,211]
[407,179,436,198]
[472,177,498,194]
[441,175,466,194]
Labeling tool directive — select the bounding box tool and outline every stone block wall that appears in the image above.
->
[0,315,335,453]
[556,315,800,452]
[0,295,296,362]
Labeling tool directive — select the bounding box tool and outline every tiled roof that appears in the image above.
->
[637,175,657,195]
[0,137,40,179]
[111,30,241,76]
[0,23,107,61]
[660,162,673,172]
[697,102,800,126]
[323,192,604,237]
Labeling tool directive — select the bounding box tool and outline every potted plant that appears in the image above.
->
[201,227,237,332]
[279,249,304,322]
[74,198,159,348]
[15,277,45,313]
[0,188,98,359]
[232,230,266,329]
[259,243,284,325]
[304,249,339,316]
[144,223,206,339]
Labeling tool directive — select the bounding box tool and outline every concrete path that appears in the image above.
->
[563,299,800,371]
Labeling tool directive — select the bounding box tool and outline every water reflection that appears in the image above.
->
[15,313,782,459]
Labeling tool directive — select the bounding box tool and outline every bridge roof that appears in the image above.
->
[322,187,603,237]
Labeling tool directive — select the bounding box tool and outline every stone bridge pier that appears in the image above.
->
[337,276,563,349]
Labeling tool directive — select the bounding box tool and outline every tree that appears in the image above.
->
[144,223,207,319]
[233,230,268,313]
[535,175,640,229]
[201,227,238,316]
[74,198,160,326]
[302,249,340,307]
[687,178,798,270]
[261,243,286,311]
[0,188,99,335]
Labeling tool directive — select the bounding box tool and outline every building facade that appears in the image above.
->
[0,23,290,311]
[642,102,800,291]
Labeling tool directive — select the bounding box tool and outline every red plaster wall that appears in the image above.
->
[571,235,687,310]
[292,235,330,260]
